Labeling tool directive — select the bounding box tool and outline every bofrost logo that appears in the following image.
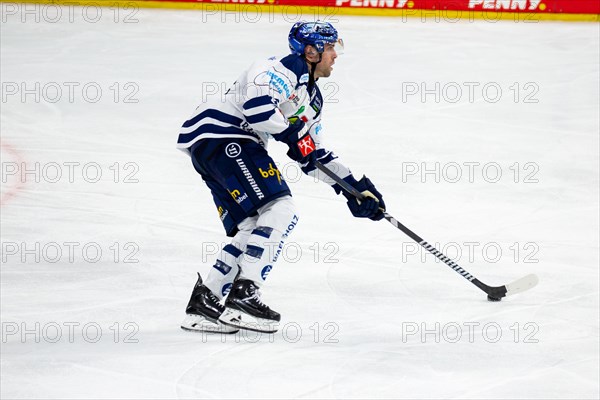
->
[225,143,241,158]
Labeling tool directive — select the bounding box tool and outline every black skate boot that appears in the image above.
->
[218,279,280,333]
[181,273,238,334]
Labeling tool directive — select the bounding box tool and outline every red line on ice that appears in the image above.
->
[0,140,26,207]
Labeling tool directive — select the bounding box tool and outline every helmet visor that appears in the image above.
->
[325,38,344,55]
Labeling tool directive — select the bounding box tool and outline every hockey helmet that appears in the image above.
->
[288,21,344,56]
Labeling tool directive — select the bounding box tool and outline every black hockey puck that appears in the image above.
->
[487,295,502,302]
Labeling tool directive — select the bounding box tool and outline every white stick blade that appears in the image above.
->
[505,274,539,296]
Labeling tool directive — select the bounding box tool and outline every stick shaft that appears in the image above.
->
[315,161,488,291]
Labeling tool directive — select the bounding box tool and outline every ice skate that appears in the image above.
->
[181,273,239,334]
[218,279,281,333]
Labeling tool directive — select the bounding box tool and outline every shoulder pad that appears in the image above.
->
[280,54,309,89]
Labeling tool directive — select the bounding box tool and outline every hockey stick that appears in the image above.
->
[315,161,539,301]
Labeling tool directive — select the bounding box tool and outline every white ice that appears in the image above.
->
[1,7,599,399]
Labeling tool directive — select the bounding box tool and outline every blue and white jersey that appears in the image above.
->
[177,53,352,185]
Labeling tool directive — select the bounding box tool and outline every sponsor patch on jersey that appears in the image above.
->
[271,215,298,263]
[292,106,308,123]
[265,71,291,97]
[297,135,316,157]
[288,93,300,107]
[225,142,242,158]
[314,124,322,135]
[225,176,249,204]
[240,121,255,134]
[235,159,265,200]
[258,162,282,185]
[261,265,273,280]
[217,206,229,221]
[225,175,253,212]
[228,190,249,205]
[299,73,309,84]
[293,105,305,116]
[311,93,322,112]
[228,188,241,200]
[221,283,232,297]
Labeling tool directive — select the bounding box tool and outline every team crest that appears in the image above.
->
[297,136,315,157]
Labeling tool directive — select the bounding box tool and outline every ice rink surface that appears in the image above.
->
[1,7,599,399]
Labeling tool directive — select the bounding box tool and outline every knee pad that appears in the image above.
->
[256,195,298,235]
[236,215,258,236]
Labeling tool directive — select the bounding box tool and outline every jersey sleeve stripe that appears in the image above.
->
[245,109,276,124]
[243,103,273,117]
[182,109,243,129]
[243,95,274,110]
[178,124,258,143]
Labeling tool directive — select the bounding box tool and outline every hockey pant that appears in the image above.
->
[190,138,298,297]
[204,195,298,298]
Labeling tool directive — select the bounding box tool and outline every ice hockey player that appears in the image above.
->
[178,21,386,334]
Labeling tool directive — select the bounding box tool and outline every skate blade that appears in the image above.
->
[218,307,279,334]
[180,314,239,334]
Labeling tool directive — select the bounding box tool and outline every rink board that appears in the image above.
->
[1,0,599,21]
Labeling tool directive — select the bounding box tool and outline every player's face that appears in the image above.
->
[314,44,338,78]
[305,44,338,79]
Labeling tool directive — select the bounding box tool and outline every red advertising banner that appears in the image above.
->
[6,0,598,20]
[144,0,599,14]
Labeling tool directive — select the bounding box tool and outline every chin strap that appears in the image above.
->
[304,53,323,93]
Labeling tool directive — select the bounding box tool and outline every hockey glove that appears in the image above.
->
[336,175,386,221]
[274,119,317,165]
